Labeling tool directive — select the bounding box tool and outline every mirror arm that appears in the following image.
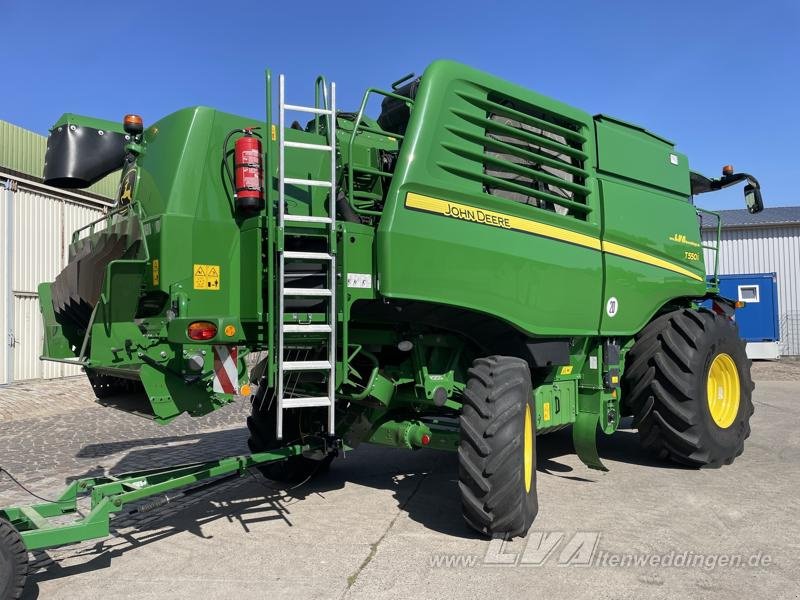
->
[696,172,760,193]
[691,170,763,214]
[714,172,760,191]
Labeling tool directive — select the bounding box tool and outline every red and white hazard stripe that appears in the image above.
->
[213,345,238,394]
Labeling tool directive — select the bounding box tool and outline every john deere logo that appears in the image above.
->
[118,168,137,206]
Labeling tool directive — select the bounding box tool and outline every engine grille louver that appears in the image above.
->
[445,91,591,219]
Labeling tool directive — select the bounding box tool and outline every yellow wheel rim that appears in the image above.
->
[706,353,740,429]
[523,404,533,493]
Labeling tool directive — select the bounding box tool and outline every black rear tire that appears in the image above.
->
[622,308,754,467]
[247,388,334,483]
[0,518,28,600]
[459,356,538,538]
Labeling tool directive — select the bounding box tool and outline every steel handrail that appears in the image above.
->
[346,88,414,216]
[696,207,722,288]
[71,202,138,243]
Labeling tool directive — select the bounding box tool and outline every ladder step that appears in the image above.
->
[284,214,332,224]
[282,396,332,409]
[284,141,333,151]
[283,324,332,333]
[283,288,332,296]
[283,360,332,371]
[283,104,333,116]
[284,177,332,188]
[283,251,333,260]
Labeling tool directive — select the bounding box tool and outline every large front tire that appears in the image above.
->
[459,356,538,538]
[622,308,754,467]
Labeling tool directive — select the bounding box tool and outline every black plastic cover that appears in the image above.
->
[377,77,421,136]
[603,340,620,366]
[525,339,571,367]
[43,124,127,188]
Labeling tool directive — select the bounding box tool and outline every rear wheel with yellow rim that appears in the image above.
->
[706,353,741,428]
[459,356,538,538]
[622,308,754,468]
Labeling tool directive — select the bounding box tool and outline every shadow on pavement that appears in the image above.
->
[23,419,687,596]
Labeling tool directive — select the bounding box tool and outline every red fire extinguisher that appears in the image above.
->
[234,130,263,213]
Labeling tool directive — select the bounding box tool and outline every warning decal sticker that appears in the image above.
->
[194,264,221,290]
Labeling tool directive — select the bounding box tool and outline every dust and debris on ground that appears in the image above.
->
[750,357,800,381]
[0,363,798,600]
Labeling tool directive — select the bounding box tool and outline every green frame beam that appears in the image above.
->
[1,445,310,550]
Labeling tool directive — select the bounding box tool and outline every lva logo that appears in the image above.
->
[484,531,600,567]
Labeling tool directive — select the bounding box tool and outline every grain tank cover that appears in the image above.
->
[594,114,690,196]
[43,113,128,188]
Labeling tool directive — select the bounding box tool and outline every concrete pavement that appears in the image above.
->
[1,368,798,599]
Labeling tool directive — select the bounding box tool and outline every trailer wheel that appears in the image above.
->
[0,518,28,600]
[247,389,334,483]
[622,308,754,467]
[459,356,538,538]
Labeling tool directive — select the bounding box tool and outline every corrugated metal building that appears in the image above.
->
[1,119,117,383]
[702,207,800,356]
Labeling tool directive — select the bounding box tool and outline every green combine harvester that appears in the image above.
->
[0,60,764,598]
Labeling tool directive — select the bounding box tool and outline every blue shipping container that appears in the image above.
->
[713,273,780,342]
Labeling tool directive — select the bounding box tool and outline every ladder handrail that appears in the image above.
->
[696,207,722,288]
[314,75,329,135]
[327,82,337,435]
[264,69,275,389]
[346,88,414,217]
[276,74,337,439]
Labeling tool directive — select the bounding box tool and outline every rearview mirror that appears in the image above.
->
[744,184,763,214]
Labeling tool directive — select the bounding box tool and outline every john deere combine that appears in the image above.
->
[0,60,764,598]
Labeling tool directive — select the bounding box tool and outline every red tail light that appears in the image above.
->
[187,321,217,341]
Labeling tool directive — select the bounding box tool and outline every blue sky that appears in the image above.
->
[2,0,797,209]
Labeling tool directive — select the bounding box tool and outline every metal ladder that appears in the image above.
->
[276,74,337,439]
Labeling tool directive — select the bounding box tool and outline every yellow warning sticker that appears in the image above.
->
[560,365,574,375]
[152,259,159,286]
[271,124,277,141]
[543,402,551,421]
[193,264,220,290]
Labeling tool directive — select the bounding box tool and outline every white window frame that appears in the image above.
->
[737,284,760,303]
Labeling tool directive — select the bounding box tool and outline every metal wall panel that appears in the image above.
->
[0,187,10,384]
[12,188,63,293]
[703,225,800,355]
[12,295,82,380]
[3,184,103,382]
[13,295,42,380]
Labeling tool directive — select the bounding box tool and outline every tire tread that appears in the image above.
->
[622,308,754,468]
[459,356,537,538]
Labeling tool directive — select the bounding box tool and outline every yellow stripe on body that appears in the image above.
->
[404,192,703,282]
[405,192,601,250]
[601,241,704,281]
